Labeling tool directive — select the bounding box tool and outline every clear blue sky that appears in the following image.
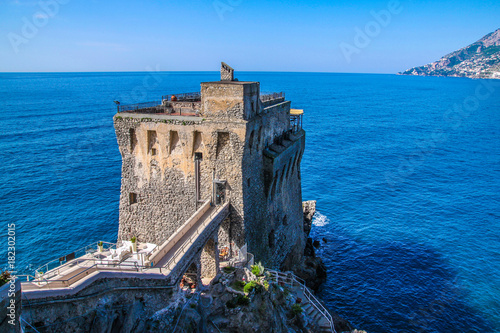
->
[1,0,499,73]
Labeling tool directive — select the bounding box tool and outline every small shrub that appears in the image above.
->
[251,262,265,276]
[243,281,257,293]
[244,280,263,294]
[0,271,11,287]
[236,295,250,306]
[291,304,303,316]
[232,280,245,291]
[262,279,270,291]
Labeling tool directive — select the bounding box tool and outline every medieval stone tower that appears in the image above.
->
[113,63,306,269]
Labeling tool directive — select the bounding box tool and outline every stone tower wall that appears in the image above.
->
[241,100,306,269]
[114,78,306,269]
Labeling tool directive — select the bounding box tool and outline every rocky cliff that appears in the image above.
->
[156,267,360,333]
[400,28,500,79]
[21,201,363,333]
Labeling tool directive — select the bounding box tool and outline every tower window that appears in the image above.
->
[129,128,137,152]
[129,193,138,205]
[195,152,203,160]
[147,130,157,155]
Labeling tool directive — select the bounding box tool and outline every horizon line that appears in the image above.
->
[0,70,400,75]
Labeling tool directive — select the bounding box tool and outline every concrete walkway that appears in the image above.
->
[22,202,228,298]
[155,204,218,268]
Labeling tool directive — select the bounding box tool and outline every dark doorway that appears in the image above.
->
[214,180,226,205]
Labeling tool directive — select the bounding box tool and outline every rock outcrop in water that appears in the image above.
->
[292,201,328,292]
[400,28,500,79]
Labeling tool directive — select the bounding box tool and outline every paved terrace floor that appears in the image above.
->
[22,203,227,295]
[118,113,201,122]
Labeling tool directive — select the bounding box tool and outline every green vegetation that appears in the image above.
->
[251,261,265,276]
[243,280,261,294]
[483,45,500,57]
[231,280,245,292]
[131,236,137,243]
[0,271,11,287]
[97,241,103,247]
[262,279,270,291]
[237,295,250,306]
[243,280,269,294]
[222,266,236,274]
[291,304,303,316]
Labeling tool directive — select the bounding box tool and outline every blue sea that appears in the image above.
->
[1,72,499,332]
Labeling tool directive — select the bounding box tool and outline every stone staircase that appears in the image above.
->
[267,270,336,333]
[302,300,333,332]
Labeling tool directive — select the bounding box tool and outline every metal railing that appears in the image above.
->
[22,200,228,291]
[267,269,336,333]
[21,317,41,333]
[118,101,162,112]
[260,92,285,103]
[163,202,230,271]
[162,92,201,102]
[21,259,147,289]
[32,241,118,280]
[148,200,212,266]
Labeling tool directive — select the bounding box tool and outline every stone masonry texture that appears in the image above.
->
[113,76,306,270]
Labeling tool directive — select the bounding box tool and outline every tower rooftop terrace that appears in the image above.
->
[116,90,286,117]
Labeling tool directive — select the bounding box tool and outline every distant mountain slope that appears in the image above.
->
[400,29,500,79]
